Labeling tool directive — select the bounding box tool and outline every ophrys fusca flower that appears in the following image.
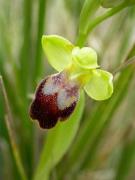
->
[30,35,113,129]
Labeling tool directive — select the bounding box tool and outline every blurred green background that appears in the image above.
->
[0,0,135,180]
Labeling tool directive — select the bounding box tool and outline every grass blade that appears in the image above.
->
[0,76,27,180]
[33,0,47,86]
[19,0,32,96]
[34,91,85,180]
[115,130,135,180]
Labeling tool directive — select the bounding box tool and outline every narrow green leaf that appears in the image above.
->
[101,0,135,8]
[115,134,135,180]
[33,0,47,86]
[100,0,124,8]
[0,76,27,180]
[34,91,85,180]
[19,0,32,96]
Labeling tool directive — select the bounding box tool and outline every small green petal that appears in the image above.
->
[42,35,74,72]
[72,47,99,69]
[84,69,113,100]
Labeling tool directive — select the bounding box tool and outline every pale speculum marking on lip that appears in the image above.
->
[29,72,79,129]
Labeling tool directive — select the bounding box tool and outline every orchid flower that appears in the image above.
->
[30,35,113,129]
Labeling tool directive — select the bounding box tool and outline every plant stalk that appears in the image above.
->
[76,2,127,47]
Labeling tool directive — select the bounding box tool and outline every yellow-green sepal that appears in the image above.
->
[42,35,74,72]
[84,69,113,100]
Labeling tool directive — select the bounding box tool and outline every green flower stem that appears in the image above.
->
[78,0,100,35]
[33,0,46,87]
[87,3,127,32]
[0,76,27,180]
[76,2,127,47]
[76,33,87,47]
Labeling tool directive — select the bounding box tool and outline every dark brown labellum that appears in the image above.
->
[29,72,79,129]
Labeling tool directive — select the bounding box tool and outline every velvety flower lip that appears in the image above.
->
[30,34,113,129]
[30,72,79,129]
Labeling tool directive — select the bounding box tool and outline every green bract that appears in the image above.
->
[42,35,113,100]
